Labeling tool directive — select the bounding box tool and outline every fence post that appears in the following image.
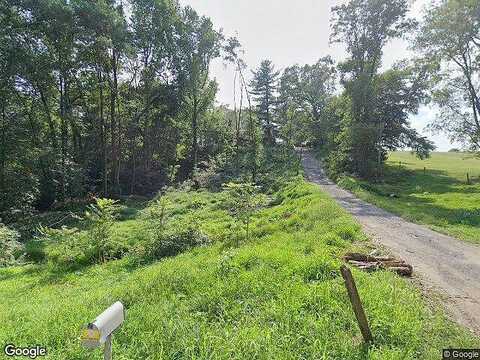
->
[340,265,373,344]
[467,173,470,184]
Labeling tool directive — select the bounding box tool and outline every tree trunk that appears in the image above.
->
[238,69,257,182]
[59,75,67,201]
[0,102,6,193]
[110,49,120,195]
[39,88,58,150]
[236,68,244,173]
[130,146,136,194]
[192,96,199,174]
[98,69,108,196]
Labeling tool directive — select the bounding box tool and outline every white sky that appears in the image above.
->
[181,0,458,151]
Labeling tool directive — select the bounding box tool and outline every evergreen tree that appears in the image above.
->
[250,60,280,145]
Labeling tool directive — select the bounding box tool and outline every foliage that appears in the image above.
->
[84,198,121,263]
[0,0,227,218]
[146,196,172,235]
[36,198,124,268]
[326,0,433,179]
[40,226,87,269]
[250,60,280,145]
[0,180,477,358]
[222,182,267,242]
[137,224,210,263]
[0,224,22,267]
[277,57,337,146]
[416,0,480,151]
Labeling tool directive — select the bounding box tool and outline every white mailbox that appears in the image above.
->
[81,301,125,359]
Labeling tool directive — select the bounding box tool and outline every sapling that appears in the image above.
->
[147,196,172,237]
[85,198,120,263]
[223,182,267,243]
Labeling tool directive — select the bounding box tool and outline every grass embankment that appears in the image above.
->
[339,152,480,244]
[0,179,477,359]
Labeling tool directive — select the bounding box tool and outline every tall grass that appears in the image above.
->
[0,179,477,359]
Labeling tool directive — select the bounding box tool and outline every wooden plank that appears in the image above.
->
[340,265,373,344]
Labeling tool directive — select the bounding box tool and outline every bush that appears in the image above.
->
[193,158,227,190]
[146,196,172,236]
[0,224,23,267]
[25,239,46,263]
[135,225,210,262]
[40,227,87,269]
[37,198,124,269]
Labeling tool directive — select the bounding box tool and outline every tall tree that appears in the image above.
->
[250,60,280,145]
[178,6,222,175]
[0,0,228,222]
[330,0,429,178]
[278,57,337,146]
[416,0,480,151]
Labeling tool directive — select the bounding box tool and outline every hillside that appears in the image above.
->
[0,179,477,359]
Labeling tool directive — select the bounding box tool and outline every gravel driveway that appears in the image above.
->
[301,150,480,334]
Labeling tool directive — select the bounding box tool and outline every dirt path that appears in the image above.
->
[301,150,480,334]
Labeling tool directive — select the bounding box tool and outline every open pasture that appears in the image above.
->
[340,152,480,244]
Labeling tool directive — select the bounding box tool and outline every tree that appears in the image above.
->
[178,6,223,176]
[0,0,228,222]
[222,182,266,242]
[329,0,430,178]
[224,37,261,181]
[416,0,480,151]
[250,60,280,145]
[278,57,336,146]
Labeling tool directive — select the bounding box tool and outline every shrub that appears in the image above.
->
[25,239,46,263]
[136,225,210,262]
[155,227,209,258]
[0,224,23,267]
[193,158,226,190]
[40,226,87,269]
[38,198,124,269]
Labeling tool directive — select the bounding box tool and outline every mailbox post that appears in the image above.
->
[80,301,125,359]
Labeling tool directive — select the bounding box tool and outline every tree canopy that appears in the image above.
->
[2,0,473,224]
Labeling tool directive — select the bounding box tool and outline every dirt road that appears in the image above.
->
[301,150,480,334]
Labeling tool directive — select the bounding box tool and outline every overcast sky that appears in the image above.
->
[180,0,457,151]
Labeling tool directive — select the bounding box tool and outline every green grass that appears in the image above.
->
[339,152,480,244]
[0,179,478,359]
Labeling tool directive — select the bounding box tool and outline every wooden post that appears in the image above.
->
[467,173,470,184]
[340,265,373,344]
[423,167,426,175]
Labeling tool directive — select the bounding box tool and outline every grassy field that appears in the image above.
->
[339,152,480,244]
[0,178,478,359]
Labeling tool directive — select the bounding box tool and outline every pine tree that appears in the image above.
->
[250,60,280,145]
